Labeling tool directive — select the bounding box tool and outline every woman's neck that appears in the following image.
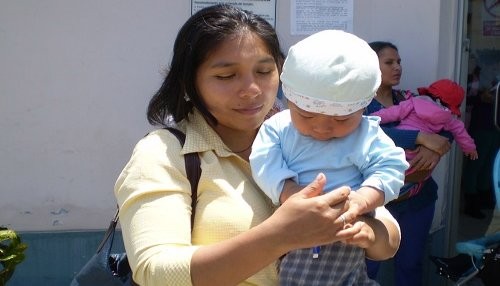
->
[212,124,257,160]
[377,85,393,99]
[375,85,394,107]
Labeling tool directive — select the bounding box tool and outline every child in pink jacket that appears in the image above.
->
[371,79,477,197]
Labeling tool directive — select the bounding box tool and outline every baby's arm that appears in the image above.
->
[280,179,304,204]
[445,118,478,160]
[349,187,385,214]
[370,99,413,124]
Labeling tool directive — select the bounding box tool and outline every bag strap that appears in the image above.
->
[96,128,201,253]
[164,127,201,227]
[96,209,120,253]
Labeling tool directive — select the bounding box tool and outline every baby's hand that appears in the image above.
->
[341,191,369,224]
[340,217,375,249]
[339,187,383,226]
[466,150,478,160]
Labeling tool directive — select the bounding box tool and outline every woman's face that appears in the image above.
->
[289,102,364,141]
[195,32,279,132]
[377,47,402,88]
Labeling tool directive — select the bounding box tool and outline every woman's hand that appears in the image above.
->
[408,146,441,171]
[270,173,357,250]
[415,132,451,156]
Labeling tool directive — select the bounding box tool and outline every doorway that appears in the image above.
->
[458,0,500,241]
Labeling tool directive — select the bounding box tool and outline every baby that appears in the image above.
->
[371,79,478,198]
[250,30,409,285]
[371,79,478,161]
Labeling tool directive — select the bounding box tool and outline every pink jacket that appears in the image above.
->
[372,96,476,152]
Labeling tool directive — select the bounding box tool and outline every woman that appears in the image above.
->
[115,5,402,285]
[364,41,451,286]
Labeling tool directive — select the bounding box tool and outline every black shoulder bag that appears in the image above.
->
[71,127,201,286]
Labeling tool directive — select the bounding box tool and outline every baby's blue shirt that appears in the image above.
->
[250,110,409,205]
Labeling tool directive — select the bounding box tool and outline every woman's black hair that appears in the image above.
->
[368,41,398,56]
[147,4,284,126]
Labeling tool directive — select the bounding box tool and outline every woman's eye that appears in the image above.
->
[216,74,235,80]
[257,69,272,75]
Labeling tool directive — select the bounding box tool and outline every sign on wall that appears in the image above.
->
[191,0,277,27]
[291,0,353,35]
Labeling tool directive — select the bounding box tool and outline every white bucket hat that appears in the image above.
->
[281,30,381,116]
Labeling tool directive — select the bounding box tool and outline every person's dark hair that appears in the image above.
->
[147,4,284,126]
[368,41,398,56]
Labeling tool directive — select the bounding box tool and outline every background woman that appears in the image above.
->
[364,41,451,286]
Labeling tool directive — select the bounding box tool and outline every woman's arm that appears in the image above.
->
[381,127,450,171]
[191,174,355,286]
[415,132,451,156]
[410,129,453,171]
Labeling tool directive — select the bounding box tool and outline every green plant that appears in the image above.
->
[0,227,27,286]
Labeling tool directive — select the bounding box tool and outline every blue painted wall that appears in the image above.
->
[6,229,450,285]
[7,231,124,286]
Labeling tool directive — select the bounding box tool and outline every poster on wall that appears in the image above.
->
[291,0,353,35]
[191,0,276,27]
[482,0,500,36]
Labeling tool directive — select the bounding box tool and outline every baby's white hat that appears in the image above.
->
[281,30,381,116]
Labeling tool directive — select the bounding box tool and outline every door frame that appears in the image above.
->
[447,0,469,257]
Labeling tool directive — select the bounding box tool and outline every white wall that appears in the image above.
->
[0,0,460,231]
[278,0,445,89]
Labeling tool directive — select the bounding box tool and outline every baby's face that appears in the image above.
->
[289,102,363,141]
